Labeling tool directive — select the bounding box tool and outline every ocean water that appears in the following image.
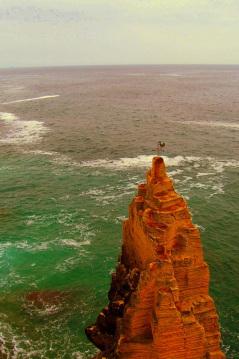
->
[0,65,238,358]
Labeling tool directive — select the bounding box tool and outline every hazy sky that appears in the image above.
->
[0,0,238,67]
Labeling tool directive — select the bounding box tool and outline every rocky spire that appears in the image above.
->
[86,156,226,359]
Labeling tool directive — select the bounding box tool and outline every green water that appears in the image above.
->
[0,151,238,358]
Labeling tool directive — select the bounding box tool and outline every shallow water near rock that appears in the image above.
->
[0,65,238,358]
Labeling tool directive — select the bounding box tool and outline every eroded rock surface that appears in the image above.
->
[86,157,225,359]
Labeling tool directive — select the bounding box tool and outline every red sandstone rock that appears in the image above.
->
[86,157,226,359]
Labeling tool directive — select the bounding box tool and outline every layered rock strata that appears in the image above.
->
[86,157,225,359]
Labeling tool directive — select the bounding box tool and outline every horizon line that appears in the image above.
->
[0,63,239,70]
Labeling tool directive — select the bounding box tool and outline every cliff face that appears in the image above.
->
[86,157,225,359]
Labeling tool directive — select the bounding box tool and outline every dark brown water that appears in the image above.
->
[1,65,239,160]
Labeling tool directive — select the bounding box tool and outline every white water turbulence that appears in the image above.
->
[0,112,19,121]
[76,154,239,199]
[0,112,48,144]
[79,155,189,169]
[79,154,239,172]
[2,95,60,105]
[24,150,239,185]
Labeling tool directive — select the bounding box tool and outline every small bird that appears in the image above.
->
[155,141,165,155]
[158,141,165,149]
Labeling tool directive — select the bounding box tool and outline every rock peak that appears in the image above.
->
[151,156,167,178]
[86,157,226,359]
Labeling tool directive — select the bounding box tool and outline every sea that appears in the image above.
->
[0,65,238,358]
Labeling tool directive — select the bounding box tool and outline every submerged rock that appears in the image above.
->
[86,156,226,359]
[24,290,70,317]
[26,290,69,306]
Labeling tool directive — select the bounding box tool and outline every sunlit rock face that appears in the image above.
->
[86,157,226,359]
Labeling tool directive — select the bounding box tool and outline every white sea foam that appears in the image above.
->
[80,155,189,169]
[209,183,225,197]
[0,111,48,144]
[78,155,239,177]
[0,112,19,121]
[56,256,85,273]
[24,149,57,156]
[0,239,51,254]
[196,172,215,177]
[0,311,85,358]
[210,159,239,174]
[33,151,238,200]
[190,182,209,189]
[160,73,183,77]
[182,176,193,182]
[115,215,127,224]
[2,95,60,105]
[128,73,146,76]
[125,182,138,190]
[60,239,91,248]
[20,148,239,200]
[196,224,206,232]
[22,150,207,173]
[0,120,48,144]
[168,169,183,176]
[178,120,239,130]
[79,189,105,197]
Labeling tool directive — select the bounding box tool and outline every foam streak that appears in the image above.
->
[178,120,239,130]
[2,95,60,105]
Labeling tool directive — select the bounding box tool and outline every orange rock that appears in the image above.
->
[86,157,226,359]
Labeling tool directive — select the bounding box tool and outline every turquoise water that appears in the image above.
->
[0,65,238,358]
[0,151,238,358]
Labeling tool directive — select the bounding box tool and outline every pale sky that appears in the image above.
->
[0,0,238,68]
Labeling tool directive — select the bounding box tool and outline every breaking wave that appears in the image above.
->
[79,155,190,169]
[0,112,48,144]
[22,150,239,178]
[79,155,239,173]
